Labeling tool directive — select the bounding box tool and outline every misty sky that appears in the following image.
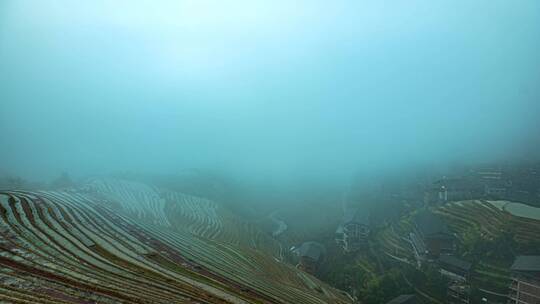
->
[1,1,539,182]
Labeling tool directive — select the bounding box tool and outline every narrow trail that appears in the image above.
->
[478,288,509,298]
[268,211,287,237]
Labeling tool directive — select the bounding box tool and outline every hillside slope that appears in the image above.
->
[0,179,351,304]
[435,200,540,244]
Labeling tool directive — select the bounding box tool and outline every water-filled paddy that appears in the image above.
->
[488,200,540,220]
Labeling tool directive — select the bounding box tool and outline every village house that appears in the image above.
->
[410,209,454,264]
[438,255,472,282]
[509,255,540,304]
[292,241,326,274]
[335,208,370,252]
[438,255,472,304]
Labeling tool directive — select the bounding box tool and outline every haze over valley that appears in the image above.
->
[1,1,540,303]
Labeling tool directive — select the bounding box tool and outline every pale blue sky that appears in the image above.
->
[1,1,539,182]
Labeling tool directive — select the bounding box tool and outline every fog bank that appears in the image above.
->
[1,1,539,185]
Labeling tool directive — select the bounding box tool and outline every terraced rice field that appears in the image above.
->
[85,178,281,257]
[472,261,511,294]
[435,200,540,244]
[0,179,351,304]
[376,221,415,264]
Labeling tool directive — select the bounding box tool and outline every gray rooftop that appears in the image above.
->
[296,242,325,261]
[511,256,540,272]
[438,255,472,272]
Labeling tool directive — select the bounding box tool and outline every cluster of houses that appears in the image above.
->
[509,255,540,304]
[335,207,370,252]
[290,208,371,274]
[332,185,473,302]
[385,254,540,304]
[408,208,472,303]
[408,207,540,304]
[287,163,540,303]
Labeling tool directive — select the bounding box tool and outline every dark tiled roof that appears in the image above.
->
[511,256,540,272]
[413,209,451,237]
[438,255,472,272]
[386,294,416,304]
[297,242,325,261]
